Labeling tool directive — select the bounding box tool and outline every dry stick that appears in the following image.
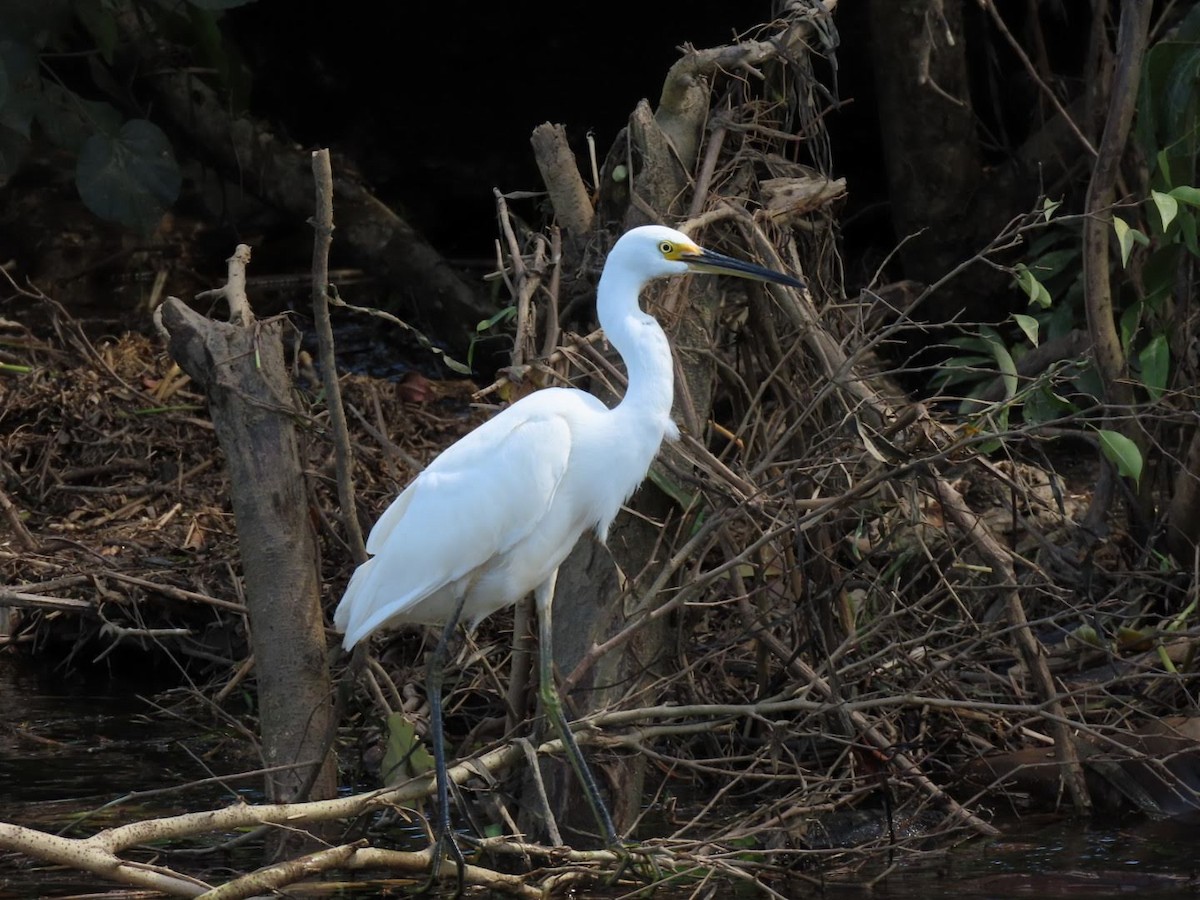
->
[0,486,38,551]
[311,149,367,565]
[530,122,594,236]
[195,246,253,327]
[0,590,91,614]
[538,227,563,360]
[196,842,361,900]
[1082,0,1155,531]
[0,741,567,899]
[492,193,541,736]
[1083,0,1151,412]
[929,477,1092,812]
[734,215,1071,831]
[471,330,609,400]
[105,572,245,613]
[734,594,999,837]
[977,0,1097,158]
[494,190,543,369]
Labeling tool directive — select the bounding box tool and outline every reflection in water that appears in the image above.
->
[0,654,261,896]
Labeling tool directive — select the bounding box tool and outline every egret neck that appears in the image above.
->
[597,257,680,479]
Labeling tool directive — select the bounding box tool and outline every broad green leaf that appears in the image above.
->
[1028,247,1081,280]
[1181,208,1200,257]
[0,42,39,138]
[1028,227,1076,257]
[1165,46,1200,143]
[72,0,118,64]
[1013,263,1052,308]
[1142,244,1184,307]
[648,466,701,511]
[1169,185,1200,207]
[1152,190,1179,231]
[931,354,991,387]
[990,340,1018,400]
[1119,304,1141,354]
[1042,197,1062,221]
[1113,216,1135,267]
[1098,429,1143,485]
[381,712,433,787]
[476,306,516,332]
[1138,334,1170,401]
[76,119,181,233]
[1013,314,1039,347]
[1156,148,1173,185]
[1024,385,1075,427]
[35,83,121,151]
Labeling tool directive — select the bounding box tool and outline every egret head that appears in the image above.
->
[613,224,805,289]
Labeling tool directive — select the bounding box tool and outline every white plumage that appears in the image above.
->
[333,224,803,874]
[335,225,697,649]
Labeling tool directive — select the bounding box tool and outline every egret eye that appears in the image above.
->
[659,241,673,254]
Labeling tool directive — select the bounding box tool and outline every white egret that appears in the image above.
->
[334,224,804,883]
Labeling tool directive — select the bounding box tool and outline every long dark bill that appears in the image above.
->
[683,247,806,289]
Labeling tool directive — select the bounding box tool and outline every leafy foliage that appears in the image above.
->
[76,120,182,234]
[0,0,257,233]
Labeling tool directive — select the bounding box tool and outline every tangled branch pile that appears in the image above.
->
[3,7,1200,898]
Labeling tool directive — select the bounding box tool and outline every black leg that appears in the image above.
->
[418,594,469,897]
[533,573,620,846]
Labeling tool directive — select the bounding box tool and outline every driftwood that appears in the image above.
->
[154,249,337,814]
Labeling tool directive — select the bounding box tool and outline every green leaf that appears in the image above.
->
[381,712,433,787]
[1181,208,1200,257]
[989,338,1018,400]
[35,83,121,152]
[1113,217,1135,267]
[1042,197,1062,221]
[1024,385,1075,427]
[476,306,516,332]
[71,0,118,64]
[75,119,181,233]
[0,41,40,138]
[1142,244,1184,307]
[1119,304,1142,355]
[1155,148,1173,185]
[1013,314,1039,347]
[1169,185,1200,207]
[1151,190,1180,231]
[1165,46,1200,145]
[1028,247,1081,280]
[1013,263,1052,308]
[1098,429,1143,485]
[932,358,992,392]
[648,465,701,511]
[1138,334,1170,401]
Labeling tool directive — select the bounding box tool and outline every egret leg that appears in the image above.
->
[418,594,469,897]
[533,573,620,846]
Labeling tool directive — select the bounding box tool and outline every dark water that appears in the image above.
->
[0,656,261,897]
[1,655,1197,898]
[852,816,1200,898]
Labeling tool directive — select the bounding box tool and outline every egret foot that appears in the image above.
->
[607,839,662,889]
[416,826,468,898]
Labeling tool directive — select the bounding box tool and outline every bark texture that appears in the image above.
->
[157,292,337,816]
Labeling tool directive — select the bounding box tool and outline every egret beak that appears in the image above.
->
[682,247,805,289]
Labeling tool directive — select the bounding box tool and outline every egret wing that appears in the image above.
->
[335,408,573,647]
